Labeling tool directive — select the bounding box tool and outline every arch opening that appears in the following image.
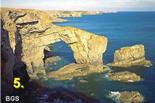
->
[44,41,75,72]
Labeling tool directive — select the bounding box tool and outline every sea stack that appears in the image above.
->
[108,44,152,67]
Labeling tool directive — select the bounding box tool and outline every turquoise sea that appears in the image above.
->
[43,12,155,103]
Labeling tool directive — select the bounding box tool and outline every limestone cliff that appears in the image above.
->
[45,10,103,22]
[1,8,108,80]
[108,44,152,67]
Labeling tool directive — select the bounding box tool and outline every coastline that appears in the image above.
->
[1,7,154,103]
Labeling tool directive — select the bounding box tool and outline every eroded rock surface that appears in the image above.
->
[108,44,152,67]
[108,71,142,82]
[1,8,108,79]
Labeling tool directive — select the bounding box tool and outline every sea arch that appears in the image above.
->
[21,26,108,79]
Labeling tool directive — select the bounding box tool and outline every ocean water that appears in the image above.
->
[43,12,155,103]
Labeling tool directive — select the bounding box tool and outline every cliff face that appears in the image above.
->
[1,8,108,80]
[1,12,29,96]
[109,44,152,67]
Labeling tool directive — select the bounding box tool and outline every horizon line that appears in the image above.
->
[1,6,155,12]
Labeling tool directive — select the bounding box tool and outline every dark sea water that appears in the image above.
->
[43,12,155,103]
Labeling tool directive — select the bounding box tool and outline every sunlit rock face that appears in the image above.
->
[57,27,108,65]
[1,8,108,79]
[108,44,152,67]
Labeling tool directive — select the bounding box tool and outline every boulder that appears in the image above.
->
[108,44,152,67]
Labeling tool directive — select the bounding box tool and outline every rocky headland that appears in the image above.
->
[1,8,107,79]
[108,44,152,68]
[1,7,107,98]
[45,10,104,22]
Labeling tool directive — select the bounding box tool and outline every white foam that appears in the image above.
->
[107,91,121,103]
[128,80,134,82]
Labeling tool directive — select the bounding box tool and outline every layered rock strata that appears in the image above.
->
[108,44,152,67]
[1,8,108,80]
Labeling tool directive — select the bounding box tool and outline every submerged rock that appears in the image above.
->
[109,91,144,103]
[108,44,152,68]
[108,71,142,82]
[44,56,61,67]
[48,63,106,80]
